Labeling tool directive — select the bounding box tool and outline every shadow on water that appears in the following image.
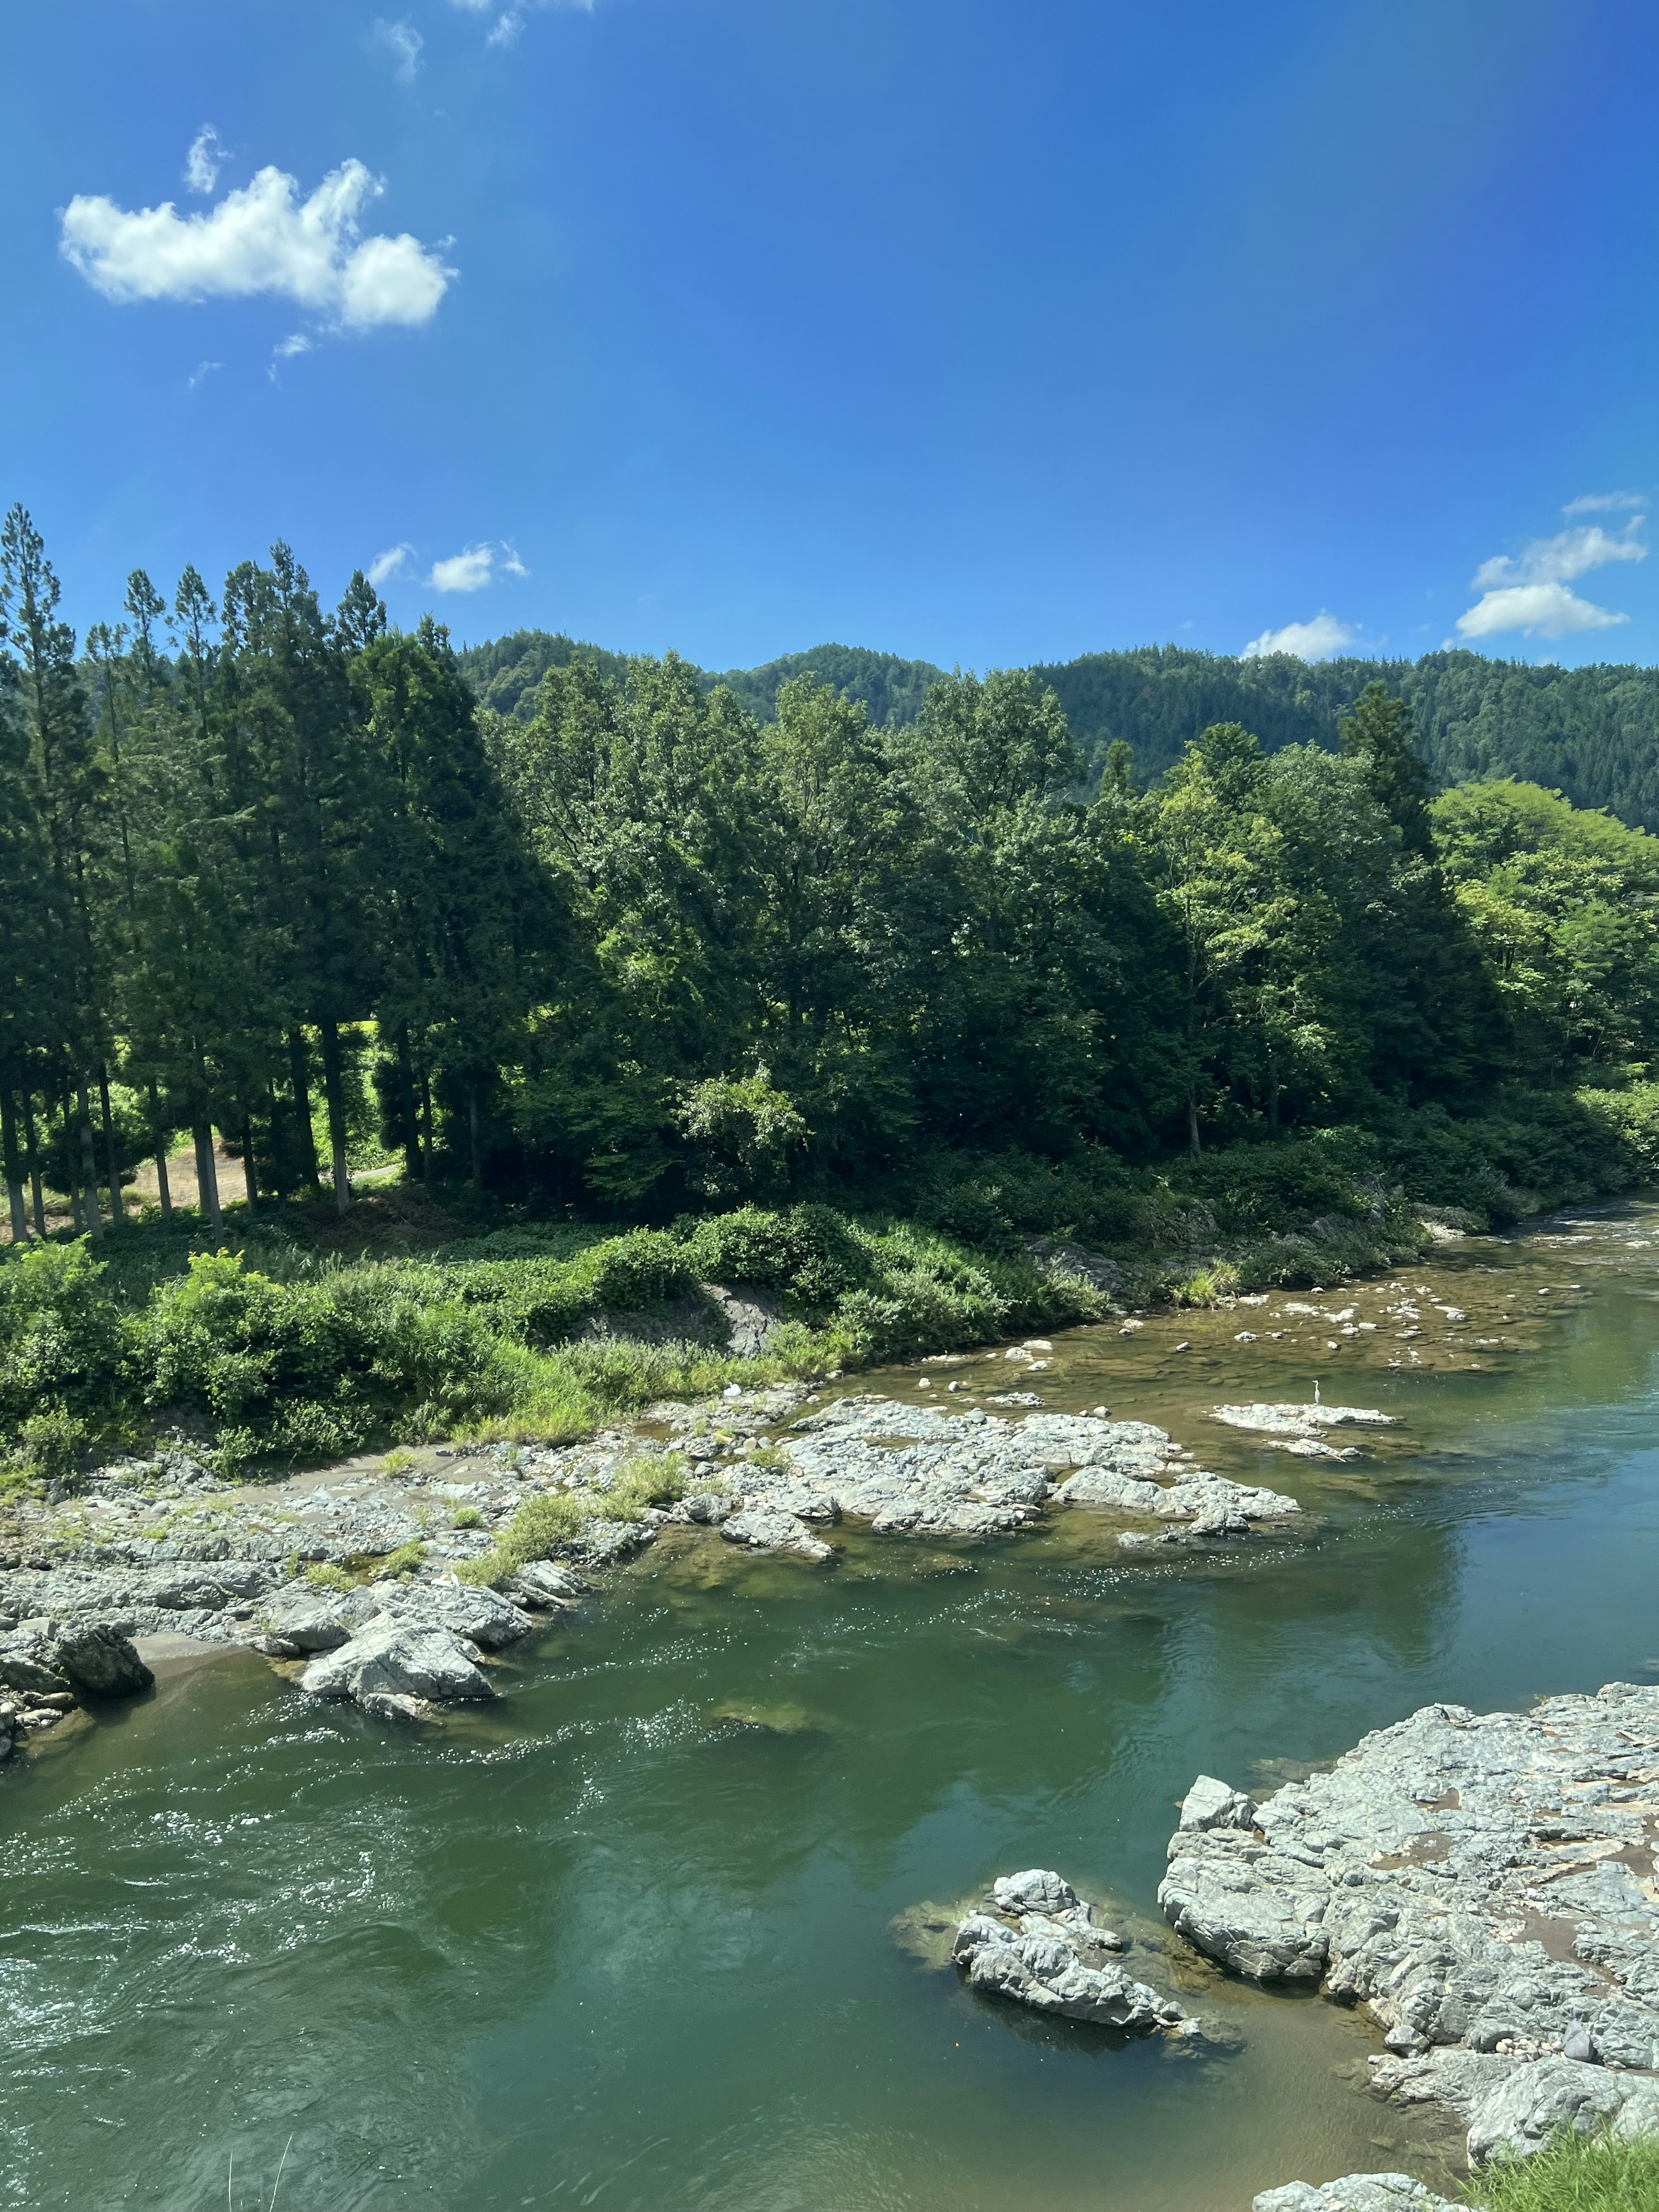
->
[3,1208,1658,2209]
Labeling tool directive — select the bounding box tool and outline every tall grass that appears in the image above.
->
[1465,2126,1659,2211]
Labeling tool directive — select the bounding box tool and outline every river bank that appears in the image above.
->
[5,1203,1659,2210]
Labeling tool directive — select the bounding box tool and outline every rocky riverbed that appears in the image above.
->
[1160,1683,1659,2169]
[0,1382,1305,1730]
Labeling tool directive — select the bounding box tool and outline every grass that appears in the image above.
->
[1465,2126,1659,2210]
[458,1452,688,1585]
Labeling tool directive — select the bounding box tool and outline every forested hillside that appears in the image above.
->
[463,630,1659,828]
[8,506,1659,1469]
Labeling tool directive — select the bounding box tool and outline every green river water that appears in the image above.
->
[6,1208,1659,2212]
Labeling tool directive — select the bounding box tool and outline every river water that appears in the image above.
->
[6,1209,1659,2212]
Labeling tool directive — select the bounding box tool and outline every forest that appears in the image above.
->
[467,628,1659,832]
[6,505,1659,1474]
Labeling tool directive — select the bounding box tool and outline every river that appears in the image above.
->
[5,1208,1659,2212]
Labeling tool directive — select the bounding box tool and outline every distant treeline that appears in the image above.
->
[461,632,1659,830]
[6,502,1659,1253]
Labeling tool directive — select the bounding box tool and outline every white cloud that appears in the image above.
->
[273,332,312,358]
[1458,506,1647,640]
[1471,520,1646,591]
[428,542,528,592]
[60,152,454,334]
[1563,489,1645,515]
[373,17,424,82]
[1240,610,1354,661]
[448,0,595,42]
[1456,582,1629,642]
[184,126,226,196]
[368,543,416,586]
[185,359,222,390]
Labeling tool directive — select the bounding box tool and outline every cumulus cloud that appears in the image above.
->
[1458,506,1646,640]
[368,543,416,586]
[373,17,424,82]
[60,152,454,334]
[1240,610,1354,661]
[1563,490,1646,516]
[273,333,312,359]
[429,542,528,591]
[1471,521,1646,591]
[184,126,226,196]
[1456,582,1629,642]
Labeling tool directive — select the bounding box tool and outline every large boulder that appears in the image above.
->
[1465,2056,1659,2164]
[951,1870,1191,2035]
[255,1586,366,1655]
[369,1579,534,1649]
[1158,1833,1330,1981]
[54,1621,153,1697]
[1179,1775,1257,1831]
[299,1617,495,1721]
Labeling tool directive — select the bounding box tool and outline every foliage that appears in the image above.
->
[1463,2124,1659,2210]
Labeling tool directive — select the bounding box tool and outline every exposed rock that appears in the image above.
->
[500,1559,584,1609]
[737,1395,1299,1551]
[701,1282,788,1358]
[368,1578,534,1649]
[53,1621,153,1697]
[1253,2177,1457,2212]
[1161,1683,1659,2162]
[254,1585,367,1656]
[0,1619,71,1697]
[0,1616,152,1700]
[1022,1236,1123,1296]
[1211,1403,1395,1460]
[951,1869,1193,2034]
[1464,2056,1659,2163]
[1179,1775,1258,1831]
[719,1507,833,1562]
[299,1616,495,1718]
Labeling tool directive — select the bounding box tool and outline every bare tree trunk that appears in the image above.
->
[24,1095,45,1234]
[147,1080,172,1219]
[318,1020,351,1214]
[194,1116,222,1232]
[99,1065,124,1229]
[0,1089,28,1242]
[77,1081,104,1241]
[420,1071,434,1190]
[240,1112,258,1212]
[395,1029,421,1181]
[288,1031,321,1194]
[1186,1087,1201,1160]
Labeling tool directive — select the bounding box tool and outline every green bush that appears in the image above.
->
[678,1203,871,1306]
[0,1239,128,1436]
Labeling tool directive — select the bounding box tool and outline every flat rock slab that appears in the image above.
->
[1160,1682,1659,2163]
[715,1396,1300,1557]
[1211,1403,1395,1459]
[951,1869,1195,2036]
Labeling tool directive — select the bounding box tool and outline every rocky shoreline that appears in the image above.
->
[1159,1683,1659,2178]
[0,1382,1309,1733]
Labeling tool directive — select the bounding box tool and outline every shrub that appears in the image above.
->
[452,1505,483,1529]
[303,1561,356,1593]
[0,1239,128,1439]
[678,1204,870,1306]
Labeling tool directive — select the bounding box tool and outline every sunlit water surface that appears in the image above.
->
[5,1210,1659,2212]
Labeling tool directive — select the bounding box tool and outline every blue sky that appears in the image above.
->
[6,0,1659,671]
